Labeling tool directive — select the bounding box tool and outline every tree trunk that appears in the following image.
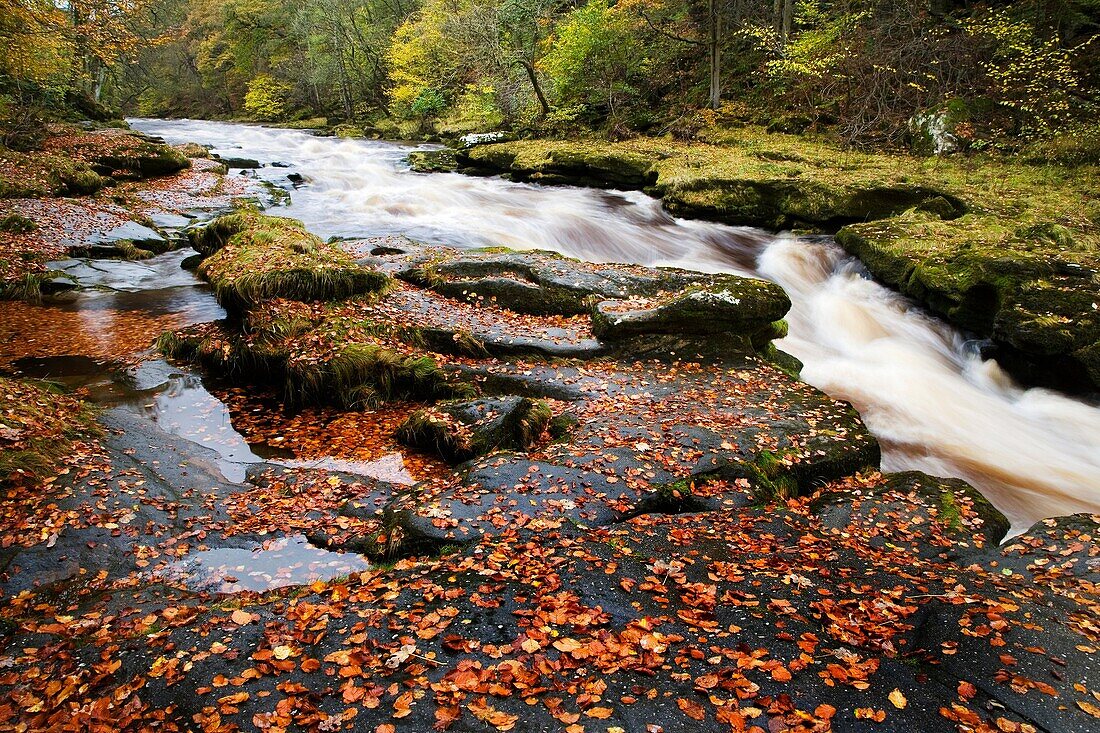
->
[93,65,107,102]
[521,60,551,117]
[708,0,721,109]
[781,0,794,46]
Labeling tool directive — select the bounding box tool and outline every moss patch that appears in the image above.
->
[837,211,1099,391]
[193,211,391,310]
[0,377,99,488]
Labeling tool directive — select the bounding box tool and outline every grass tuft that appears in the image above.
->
[193,211,391,310]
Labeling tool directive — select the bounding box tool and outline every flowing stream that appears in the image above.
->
[128,118,1100,533]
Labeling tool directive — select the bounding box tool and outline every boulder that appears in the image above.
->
[811,471,1010,560]
[395,396,551,463]
[591,275,791,343]
[407,149,458,173]
[214,155,261,169]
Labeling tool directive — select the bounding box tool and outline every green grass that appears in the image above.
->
[0,270,73,303]
[0,377,100,487]
[193,211,391,310]
[0,213,36,234]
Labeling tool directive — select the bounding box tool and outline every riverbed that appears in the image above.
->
[110,118,1099,532]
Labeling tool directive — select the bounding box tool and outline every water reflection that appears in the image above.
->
[164,534,371,593]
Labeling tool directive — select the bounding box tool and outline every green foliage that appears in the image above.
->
[243,74,293,120]
[964,9,1085,138]
[47,0,1100,146]
[543,0,650,124]
[1022,122,1100,165]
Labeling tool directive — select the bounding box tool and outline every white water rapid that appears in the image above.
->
[130,118,1100,533]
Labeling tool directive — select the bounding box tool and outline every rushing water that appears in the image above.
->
[129,118,1100,532]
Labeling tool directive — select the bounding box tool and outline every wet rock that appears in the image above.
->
[390,358,881,548]
[67,241,156,260]
[912,513,1100,733]
[811,470,1010,560]
[37,273,78,295]
[76,221,170,253]
[592,276,791,344]
[147,212,193,230]
[396,396,551,463]
[407,149,458,173]
[375,284,607,360]
[179,253,203,270]
[214,155,261,169]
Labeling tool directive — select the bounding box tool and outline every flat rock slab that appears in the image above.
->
[115,509,1099,733]
[367,243,756,317]
[395,357,880,545]
[380,284,607,359]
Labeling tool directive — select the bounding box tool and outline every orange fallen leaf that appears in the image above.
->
[677,697,706,721]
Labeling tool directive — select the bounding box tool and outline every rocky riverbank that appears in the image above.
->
[428,128,1100,396]
[0,123,251,299]
[0,134,1097,733]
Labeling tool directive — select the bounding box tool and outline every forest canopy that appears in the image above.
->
[2,0,1099,149]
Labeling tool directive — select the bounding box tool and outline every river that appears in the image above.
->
[113,119,1099,533]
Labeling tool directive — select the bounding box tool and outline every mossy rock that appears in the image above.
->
[159,327,469,409]
[407,149,458,173]
[811,471,1010,557]
[657,177,965,231]
[837,211,1100,392]
[458,142,656,189]
[460,138,965,231]
[175,143,210,158]
[396,396,551,463]
[332,124,365,139]
[592,276,791,342]
[90,141,190,178]
[192,211,391,310]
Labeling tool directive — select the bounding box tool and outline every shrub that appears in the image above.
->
[243,74,293,121]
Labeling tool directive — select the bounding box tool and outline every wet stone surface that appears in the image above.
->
[0,162,1097,733]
